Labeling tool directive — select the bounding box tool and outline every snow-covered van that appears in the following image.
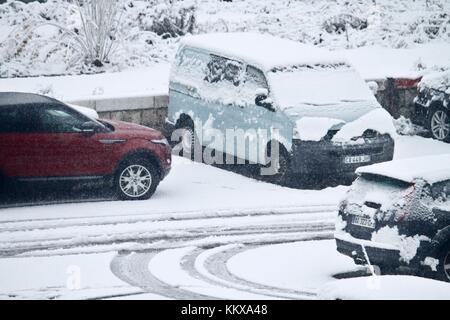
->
[336,155,450,282]
[165,33,395,182]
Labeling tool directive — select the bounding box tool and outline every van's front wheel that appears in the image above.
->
[262,142,291,185]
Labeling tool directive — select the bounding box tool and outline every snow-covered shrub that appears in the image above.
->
[141,0,197,38]
[62,0,121,67]
[394,116,427,136]
[323,14,368,34]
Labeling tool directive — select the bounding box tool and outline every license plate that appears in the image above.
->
[351,215,376,229]
[344,155,371,164]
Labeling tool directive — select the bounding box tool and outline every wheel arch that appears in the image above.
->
[175,113,194,129]
[115,149,163,180]
[265,139,291,158]
[430,226,450,257]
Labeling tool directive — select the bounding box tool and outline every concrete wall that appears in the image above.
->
[68,78,420,130]
[68,95,169,131]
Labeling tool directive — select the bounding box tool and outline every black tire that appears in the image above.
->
[435,242,450,282]
[176,119,200,161]
[0,174,5,200]
[114,157,160,201]
[262,142,292,185]
[428,107,450,142]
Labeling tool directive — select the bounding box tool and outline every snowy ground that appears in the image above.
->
[1,0,450,300]
[0,134,449,299]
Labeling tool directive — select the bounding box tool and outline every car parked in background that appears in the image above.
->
[165,33,396,184]
[0,92,172,201]
[336,155,450,282]
[414,71,450,142]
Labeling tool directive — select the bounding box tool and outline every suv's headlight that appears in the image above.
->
[151,138,169,146]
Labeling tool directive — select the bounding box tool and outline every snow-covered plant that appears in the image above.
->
[323,14,368,34]
[145,0,196,38]
[64,0,122,67]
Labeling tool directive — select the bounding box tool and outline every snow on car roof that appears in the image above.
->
[181,32,344,71]
[419,70,450,94]
[356,154,450,184]
[0,92,60,107]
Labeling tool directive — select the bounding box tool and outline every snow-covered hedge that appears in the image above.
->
[0,0,449,78]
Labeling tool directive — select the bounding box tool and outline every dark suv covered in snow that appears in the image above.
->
[335,155,450,282]
[0,92,172,201]
[414,71,450,142]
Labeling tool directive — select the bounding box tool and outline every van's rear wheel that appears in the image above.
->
[114,158,160,201]
[177,119,198,161]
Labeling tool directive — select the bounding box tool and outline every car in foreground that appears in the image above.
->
[165,32,395,184]
[414,71,450,142]
[0,92,172,201]
[336,155,450,282]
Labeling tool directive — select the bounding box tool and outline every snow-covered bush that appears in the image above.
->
[63,0,121,67]
[323,14,368,34]
[394,116,428,136]
[1,0,450,78]
[140,0,197,38]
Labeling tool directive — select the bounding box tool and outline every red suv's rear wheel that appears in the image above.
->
[114,158,160,201]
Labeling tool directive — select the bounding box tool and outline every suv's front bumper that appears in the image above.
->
[290,135,395,177]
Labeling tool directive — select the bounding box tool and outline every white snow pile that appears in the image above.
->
[1,0,450,78]
[394,116,427,136]
[319,275,450,300]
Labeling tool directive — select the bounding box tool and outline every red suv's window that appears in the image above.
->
[0,105,38,133]
[35,104,90,133]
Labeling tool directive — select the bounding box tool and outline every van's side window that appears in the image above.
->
[205,55,243,87]
[239,66,269,106]
[176,48,210,85]
[246,66,268,90]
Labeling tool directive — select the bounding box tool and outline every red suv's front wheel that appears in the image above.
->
[115,158,160,201]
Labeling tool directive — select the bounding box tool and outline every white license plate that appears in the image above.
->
[344,155,371,164]
[351,215,376,229]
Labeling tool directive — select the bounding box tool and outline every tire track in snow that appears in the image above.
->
[111,237,324,300]
[0,205,337,232]
[0,220,334,257]
[110,250,211,300]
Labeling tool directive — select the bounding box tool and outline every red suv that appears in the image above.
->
[0,92,171,201]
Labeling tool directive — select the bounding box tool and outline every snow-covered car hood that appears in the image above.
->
[290,101,397,142]
[101,119,163,140]
[285,100,380,123]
